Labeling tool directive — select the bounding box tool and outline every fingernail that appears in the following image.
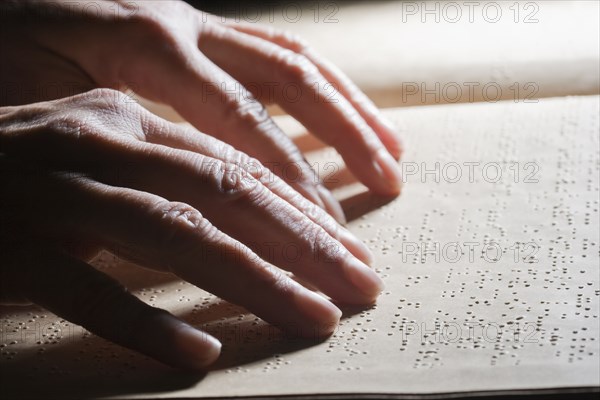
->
[345,257,385,300]
[317,185,347,224]
[177,327,221,369]
[373,148,402,195]
[295,289,342,336]
[338,228,374,266]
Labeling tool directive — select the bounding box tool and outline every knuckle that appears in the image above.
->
[45,113,87,141]
[276,50,319,84]
[81,88,141,117]
[44,91,142,145]
[78,88,147,141]
[218,146,271,183]
[297,222,323,255]
[230,152,271,183]
[0,89,144,156]
[124,7,192,50]
[278,30,311,54]
[128,11,171,37]
[248,157,274,184]
[214,149,277,193]
[301,222,344,263]
[157,201,204,226]
[224,95,275,134]
[151,200,217,264]
[300,199,325,224]
[215,161,267,204]
[82,87,125,105]
[37,112,101,151]
[155,200,211,236]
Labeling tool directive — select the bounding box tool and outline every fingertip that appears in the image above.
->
[344,257,385,304]
[372,148,403,196]
[294,288,342,338]
[175,326,222,370]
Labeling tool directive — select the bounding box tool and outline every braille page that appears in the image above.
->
[1,96,598,399]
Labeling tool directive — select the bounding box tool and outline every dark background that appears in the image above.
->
[186,0,358,16]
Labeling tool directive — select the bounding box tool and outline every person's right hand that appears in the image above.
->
[1,0,404,226]
[0,89,383,369]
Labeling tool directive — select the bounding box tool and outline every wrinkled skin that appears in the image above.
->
[0,0,402,369]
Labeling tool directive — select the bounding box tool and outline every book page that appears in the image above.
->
[1,96,598,399]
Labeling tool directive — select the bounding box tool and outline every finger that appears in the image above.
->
[95,144,384,304]
[198,24,402,195]
[80,182,344,337]
[143,119,373,265]
[6,248,220,370]
[124,39,347,223]
[225,22,403,159]
[4,166,343,337]
[0,102,368,265]
[1,98,382,304]
[56,136,382,303]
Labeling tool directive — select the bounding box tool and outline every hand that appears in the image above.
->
[1,0,403,222]
[0,89,383,369]
[0,0,401,369]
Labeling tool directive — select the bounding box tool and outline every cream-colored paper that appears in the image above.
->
[269,0,600,107]
[1,96,598,399]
